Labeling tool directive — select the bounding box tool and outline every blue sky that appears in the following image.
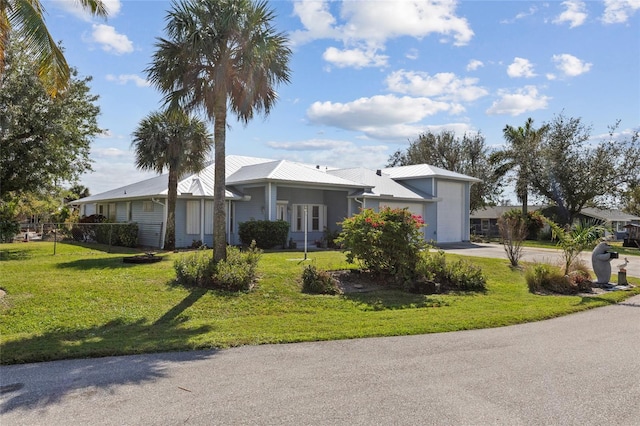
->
[43,0,640,196]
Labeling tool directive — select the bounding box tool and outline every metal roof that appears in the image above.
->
[75,155,475,205]
[328,168,434,201]
[382,164,481,182]
[581,207,640,222]
[226,159,366,188]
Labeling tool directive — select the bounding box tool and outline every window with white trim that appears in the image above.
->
[291,204,326,232]
[186,200,200,234]
[142,201,154,212]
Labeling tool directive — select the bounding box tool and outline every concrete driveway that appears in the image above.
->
[439,242,640,279]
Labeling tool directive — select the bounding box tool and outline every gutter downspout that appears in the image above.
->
[152,198,167,249]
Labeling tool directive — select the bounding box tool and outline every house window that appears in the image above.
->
[481,219,490,232]
[276,202,288,221]
[108,203,116,221]
[98,204,104,215]
[292,204,326,232]
[312,205,320,230]
[295,205,303,231]
[186,200,200,234]
[142,201,154,212]
[127,202,132,221]
[205,201,213,234]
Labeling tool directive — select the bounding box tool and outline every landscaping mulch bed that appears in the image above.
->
[123,254,162,264]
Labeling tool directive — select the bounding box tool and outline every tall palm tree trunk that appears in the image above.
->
[213,95,227,262]
[165,168,178,250]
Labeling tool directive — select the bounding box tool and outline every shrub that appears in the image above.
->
[173,243,262,291]
[211,244,262,292]
[174,250,215,287]
[524,262,588,294]
[301,265,342,295]
[238,220,289,249]
[410,250,486,293]
[525,263,552,293]
[337,207,426,283]
[72,214,106,242]
[497,210,528,267]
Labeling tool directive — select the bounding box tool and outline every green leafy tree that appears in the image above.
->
[531,115,640,225]
[132,110,213,251]
[388,130,500,212]
[490,118,548,215]
[0,0,108,97]
[0,199,20,242]
[0,39,101,200]
[146,0,291,262]
[64,184,90,203]
[621,182,640,216]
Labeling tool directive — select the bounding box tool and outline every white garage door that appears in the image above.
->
[436,181,463,243]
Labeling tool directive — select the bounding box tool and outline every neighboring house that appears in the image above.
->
[579,207,640,240]
[470,205,640,240]
[470,206,545,237]
[73,155,480,249]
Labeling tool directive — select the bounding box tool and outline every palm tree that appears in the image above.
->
[490,118,548,215]
[132,110,213,251]
[146,0,291,261]
[0,0,108,97]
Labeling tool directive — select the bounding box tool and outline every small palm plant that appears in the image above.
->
[543,218,608,275]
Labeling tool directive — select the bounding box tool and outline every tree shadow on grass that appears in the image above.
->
[0,248,31,262]
[343,290,448,311]
[0,289,214,415]
[55,255,169,270]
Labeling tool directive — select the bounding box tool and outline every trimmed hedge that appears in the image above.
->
[71,215,138,248]
[238,220,289,249]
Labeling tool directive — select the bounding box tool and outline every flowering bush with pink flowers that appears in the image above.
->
[336,207,426,283]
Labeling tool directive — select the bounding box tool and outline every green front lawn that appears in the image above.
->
[1,242,638,365]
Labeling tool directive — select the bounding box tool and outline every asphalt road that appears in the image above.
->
[1,244,639,425]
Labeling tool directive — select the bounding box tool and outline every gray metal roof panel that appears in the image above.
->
[382,164,481,182]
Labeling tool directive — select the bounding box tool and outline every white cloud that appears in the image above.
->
[386,70,488,102]
[289,0,340,45]
[267,139,347,151]
[91,24,134,54]
[466,59,484,71]
[92,147,128,158]
[602,0,640,24]
[106,74,150,87]
[553,0,588,28]
[339,0,474,46]
[307,94,452,140]
[507,57,537,78]
[267,140,390,170]
[500,6,538,24]
[290,0,474,69]
[323,46,388,68]
[486,86,550,116]
[552,53,592,77]
[406,48,419,60]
